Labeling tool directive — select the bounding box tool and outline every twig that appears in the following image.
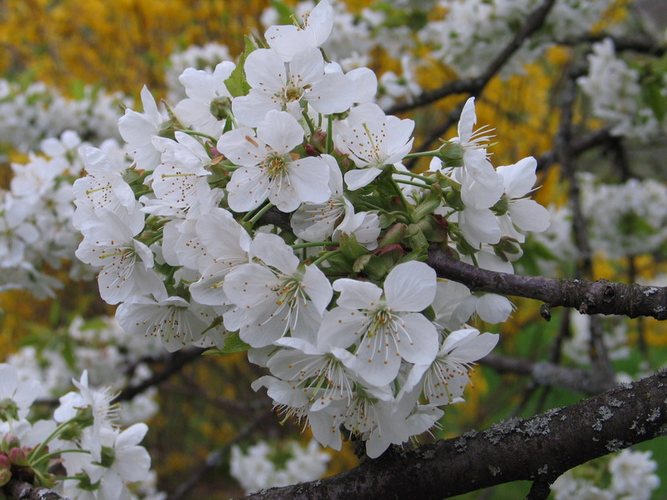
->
[169,411,273,500]
[405,0,557,166]
[113,347,205,403]
[388,0,557,116]
[555,66,612,377]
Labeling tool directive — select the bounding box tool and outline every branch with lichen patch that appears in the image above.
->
[245,370,667,500]
[427,248,667,320]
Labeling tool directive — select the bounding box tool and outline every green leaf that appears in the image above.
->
[271,0,294,25]
[205,332,250,355]
[224,36,257,98]
[339,233,369,260]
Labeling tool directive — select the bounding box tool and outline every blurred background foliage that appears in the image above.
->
[1,0,666,498]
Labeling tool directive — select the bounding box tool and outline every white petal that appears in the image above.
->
[384,261,436,312]
[476,294,513,323]
[447,331,499,362]
[497,156,537,198]
[509,199,551,233]
[288,157,331,204]
[317,307,368,349]
[227,167,271,212]
[396,313,438,365]
[344,167,383,191]
[458,97,476,144]
[332,278,382,310]
[352,338,401,387]
[251,233,299,274]
[308,73,354,115]
[244,49,286,90]
[302,265,333,314]
[257,110,304,153]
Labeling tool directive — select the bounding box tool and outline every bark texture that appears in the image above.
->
[247,371,667,499]
[428,248,667,320]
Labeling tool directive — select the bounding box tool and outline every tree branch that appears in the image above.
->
[536,127,612,172]
[387,0,557,116]
[427,248,667,320]
[3,478,64,500]
[246,370,667,499]
[112,347,204,403]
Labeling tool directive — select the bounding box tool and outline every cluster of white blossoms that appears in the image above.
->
[70,0,552,458]
[165,42,232,101]
[7,315,161,426]
[551,449,660,500]
[0,79,125,157]
[421,0,614,78]
[230,439,329,494]
[580,174,667,258]
[0,364,162,499]
[578,39,665,140]
[0,130,134,297]
[261,0,423,108]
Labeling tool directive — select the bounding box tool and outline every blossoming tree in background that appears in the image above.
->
[2,0,667,498]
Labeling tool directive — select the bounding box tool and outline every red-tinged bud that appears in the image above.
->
[304,143,320,157]
[433,214,449,230]
[1,434,19,452]
[374,243,405,257]
[0,453,10,469]
[379,223,407,246]
[8,447,29,466]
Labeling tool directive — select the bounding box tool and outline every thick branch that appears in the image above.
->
[427,248,667,320]
[3,479,63,500]
[247,370,667,499]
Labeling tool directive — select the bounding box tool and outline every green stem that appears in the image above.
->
[249,202,274,226]
[174,129,217,143]
[326,115,333,154]
[28,419,73,463]
[390,177,414,221]
[32,449,90,467]
[403,150,438,160]
[393,167,434,184]
[291,241,336,249]
[395,179,430,188]
[312,249,340,266]
[302,110,316,136]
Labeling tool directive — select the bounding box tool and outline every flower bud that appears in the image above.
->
[8,447,29,467]
[436,141,464,168]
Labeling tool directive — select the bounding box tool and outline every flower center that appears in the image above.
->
[274,277,303,307]
[263,153,289,179]
[284,84,304,103]
[367,307,394,338]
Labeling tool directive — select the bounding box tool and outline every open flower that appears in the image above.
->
[217,110,330,212]
[223,233,333,347]
[318,261,438,386]
[403,328,498,406]
[232,47,353,127]
[335,103,414,190]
